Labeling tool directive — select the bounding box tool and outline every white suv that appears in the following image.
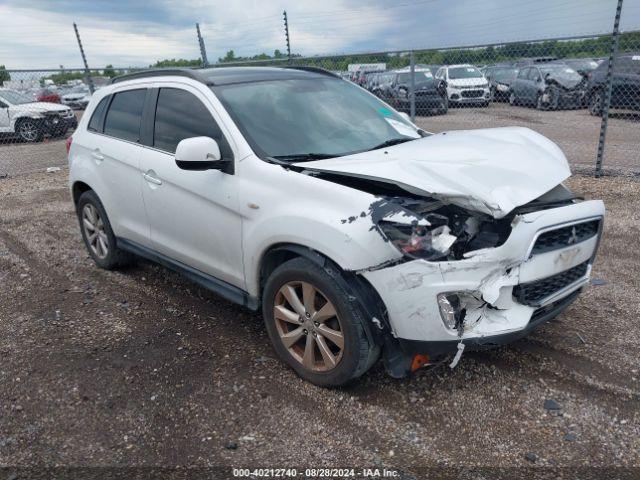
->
[435,64,491,107]
[0,88,77,142]
[68,67,604,386]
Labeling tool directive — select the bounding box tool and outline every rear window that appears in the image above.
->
[104,89,146,143]
[87,97,109,132]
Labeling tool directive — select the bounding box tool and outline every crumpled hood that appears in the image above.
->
[295,127,571,218]
[12,102,70,113]
[546,74,583,89]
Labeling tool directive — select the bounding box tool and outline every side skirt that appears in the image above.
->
[117,238,260,311]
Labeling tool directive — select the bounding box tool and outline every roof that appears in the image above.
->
[110,66,340,86]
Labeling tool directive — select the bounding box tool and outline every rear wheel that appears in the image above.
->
[77,190,134,270]
[508,90,517,106]
[262,257,379,387]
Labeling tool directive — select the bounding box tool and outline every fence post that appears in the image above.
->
[409,50,416,122]
[595,0,624,176]
[196,23,209,67]
[283,11,291,63]
[73,22,95,94]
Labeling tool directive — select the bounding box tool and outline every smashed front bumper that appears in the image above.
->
[361,199,605,357]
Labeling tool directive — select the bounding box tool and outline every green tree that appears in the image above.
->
[0,65,10,86]
[103,64,116,77]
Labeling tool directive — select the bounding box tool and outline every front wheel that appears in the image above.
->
[262,257,379,387]
[17,119,43,143]
[589,91,603,116]
[508,91,517,106]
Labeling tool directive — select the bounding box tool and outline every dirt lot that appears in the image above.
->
[0,167,639,477]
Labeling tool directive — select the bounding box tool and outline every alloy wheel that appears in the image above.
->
[82,203,109,259]
[19,121,39,142]
[273,281,344,372]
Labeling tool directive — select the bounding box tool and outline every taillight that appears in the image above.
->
[66,135,73,155]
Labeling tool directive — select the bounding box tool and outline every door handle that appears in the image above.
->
[91,150,104,161]
[143,172,162,185]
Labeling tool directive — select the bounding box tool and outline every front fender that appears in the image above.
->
[244,214,400,296]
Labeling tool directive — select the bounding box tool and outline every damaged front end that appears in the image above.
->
[350,185,603,378]
[541,75,588,109]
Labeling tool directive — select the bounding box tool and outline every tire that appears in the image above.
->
[536,92,546,110]
[76,190,134,270]
[17,118,43,143]
[262,257,380,387]
[589,91,603,116]
[508,91,517,106]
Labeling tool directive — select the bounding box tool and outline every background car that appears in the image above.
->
[585,53,640,115]
[0,88,77,142]
[382,68,448,115]
[435,64,491,107]
[61,85,92,110]
[509,63,586,110]
[484,66,519,101]
[36,88,61,103]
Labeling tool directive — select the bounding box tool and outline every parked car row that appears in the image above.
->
[347,53,640,117]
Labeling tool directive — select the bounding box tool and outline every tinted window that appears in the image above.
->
[153,88,229,155]
[104,89,146,142]
[88,97,109,132]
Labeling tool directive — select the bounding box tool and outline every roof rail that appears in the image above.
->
[282,65,340,79]
[110,68,206,85]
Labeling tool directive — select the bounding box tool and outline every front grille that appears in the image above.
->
[513,261,589,306]
[529,289,581,323]
[461,89,484,98]
[531,220,600,256]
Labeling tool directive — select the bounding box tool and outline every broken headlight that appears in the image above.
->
[378,221,457,260]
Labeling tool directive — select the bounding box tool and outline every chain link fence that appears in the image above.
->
[1,31,638,178]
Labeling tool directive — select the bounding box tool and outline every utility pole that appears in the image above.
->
[196,23,209,67]
[595,0,623,176]
[73,22,95,93]
[283,10,291,62]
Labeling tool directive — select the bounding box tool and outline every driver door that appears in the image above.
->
[138,86,245,289]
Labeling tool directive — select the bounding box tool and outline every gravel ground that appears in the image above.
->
[0,104,638,179]
[0,167,638,478]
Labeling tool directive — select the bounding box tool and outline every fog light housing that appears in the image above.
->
[437,292,481,330]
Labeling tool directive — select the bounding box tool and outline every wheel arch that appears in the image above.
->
[72,180,94,206]
[257,242,390,346]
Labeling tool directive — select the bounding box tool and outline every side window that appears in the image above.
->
[87,97,110,132]
[529,68,540,81]
[517,68,529,79]
[153,88,231,157]
[103,89,146,143]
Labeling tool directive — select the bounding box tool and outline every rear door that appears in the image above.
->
[139,85,244,288]
[514,67,530,98]
[83,89,150,246]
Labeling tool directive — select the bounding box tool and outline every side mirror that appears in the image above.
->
[175,136,231,172]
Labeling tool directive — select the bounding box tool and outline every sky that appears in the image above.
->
[1,0,639,69]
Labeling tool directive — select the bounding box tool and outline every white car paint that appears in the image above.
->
[68,69,604,376]
[294,127,571,218]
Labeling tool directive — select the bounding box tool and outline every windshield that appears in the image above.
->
[540,66,582,82]
[493,68,518,81]
[214,77,420,159]
[448,66,483,79]
[397,71,434,85]
[0,90,34,105]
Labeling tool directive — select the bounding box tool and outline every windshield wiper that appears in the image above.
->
[271,153,337,162]
[368,137,415,151]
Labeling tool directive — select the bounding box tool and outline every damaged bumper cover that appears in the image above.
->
[361,199,604,357]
